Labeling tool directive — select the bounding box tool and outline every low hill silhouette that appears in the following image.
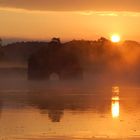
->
[0,37,140,83]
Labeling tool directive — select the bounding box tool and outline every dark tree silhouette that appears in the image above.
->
[0,38,2,47]
[28,40,83,80]
[50,37,61,45]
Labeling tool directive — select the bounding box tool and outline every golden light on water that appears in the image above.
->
[111,86,120,118]
[112,86,119,94]
[112,99,120,118]
[112,96,119,101]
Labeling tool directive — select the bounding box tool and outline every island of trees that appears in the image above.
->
[0,37,140,83]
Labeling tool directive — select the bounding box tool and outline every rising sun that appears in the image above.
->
[111,35,121,43]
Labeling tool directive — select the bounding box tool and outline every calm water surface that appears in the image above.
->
[0,86,140,140]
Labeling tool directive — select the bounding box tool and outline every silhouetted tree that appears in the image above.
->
[98,37,109,44]
[50,37,61,45]
[28,44,83,80]
[0,38,2,47]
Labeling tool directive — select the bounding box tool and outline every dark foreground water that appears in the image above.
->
[0,85,140,140]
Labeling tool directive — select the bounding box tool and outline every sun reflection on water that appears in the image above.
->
[111,86,120,118]
[112,99,119,118]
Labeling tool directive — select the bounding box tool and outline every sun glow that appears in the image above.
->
[111,34,121,43]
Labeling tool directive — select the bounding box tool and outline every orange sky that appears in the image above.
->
[0,0,139,42]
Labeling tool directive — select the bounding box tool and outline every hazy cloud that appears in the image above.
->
[0,0,140,12]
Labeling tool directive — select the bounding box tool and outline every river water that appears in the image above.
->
[0,85,140,140]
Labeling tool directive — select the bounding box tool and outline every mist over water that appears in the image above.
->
[0,38,140,86]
